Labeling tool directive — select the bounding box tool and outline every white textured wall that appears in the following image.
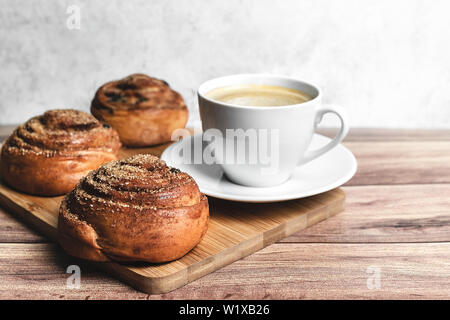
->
[1,0,450,128]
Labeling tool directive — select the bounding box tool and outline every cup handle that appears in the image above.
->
[298,104,349,165]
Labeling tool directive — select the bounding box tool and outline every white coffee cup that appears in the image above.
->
[198,74,349,187]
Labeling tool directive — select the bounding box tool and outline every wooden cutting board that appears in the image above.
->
[0,143,345,294]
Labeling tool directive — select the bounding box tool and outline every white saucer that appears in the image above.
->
[161,134,357,203]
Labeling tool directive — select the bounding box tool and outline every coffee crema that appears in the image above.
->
[205,84,311,107]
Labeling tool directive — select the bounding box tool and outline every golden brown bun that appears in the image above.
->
[0,109,121,196]
[58,154,209,263]
[91,74,188,147]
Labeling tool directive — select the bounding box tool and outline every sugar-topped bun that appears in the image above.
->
[0,109,121,196]
[91,73,188,147]
[58,154,209,263]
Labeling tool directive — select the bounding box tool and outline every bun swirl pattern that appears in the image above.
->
[0,109,121,196]
[91,73,189,147]
[58,154,209,263]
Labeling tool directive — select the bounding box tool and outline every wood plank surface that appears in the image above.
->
[0,152,346,294]
[282,184,450,243]
[2,183,449,244]
[344,141,450,186]
[3,126,450,143]
[0,125,16,141]
[0,207,47,243]
[320,128,450,142]
[3,127,450,185]
[1,127,450,299]
[1,243,449,300]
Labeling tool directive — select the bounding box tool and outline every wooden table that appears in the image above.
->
[0,126,449,300]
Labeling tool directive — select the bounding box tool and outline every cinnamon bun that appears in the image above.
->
[58,154,209,263]
[91,73,188,147]
[0,109,121,196]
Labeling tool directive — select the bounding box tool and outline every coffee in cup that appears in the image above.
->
[205,84,311,107]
